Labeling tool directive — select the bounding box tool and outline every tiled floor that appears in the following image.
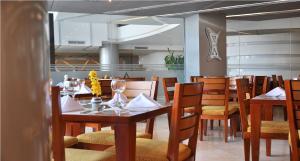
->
[142,114,290,161]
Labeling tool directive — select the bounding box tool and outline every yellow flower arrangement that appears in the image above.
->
[89,70,101,97]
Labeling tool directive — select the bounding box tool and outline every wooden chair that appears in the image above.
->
[278,75,284,88]
[77,81,159,149]
[252,76,269,97]
[162,77,178,103]
[197,77,239,142]
[236,79,289,161]
[190,76,203,83]
[51,86,115,161]
[106,82,204,161]
[99,79,112,100]
[285,80,300,161]
[163,77,195,126]
[272,74,279,88]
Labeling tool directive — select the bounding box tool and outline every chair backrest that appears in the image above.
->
[167,83,204,161]
[229,76,242,90]
[272,74,279,88]
[122,81,158,100]
[162,77,178,103]
[196,77,229,111]
[252,76,268,97]
[285,80,300,159]
[52,86,65,161]
[73,93,94,99]
[123,77,146,81]
[99,79,112,99]
[278,75,284,88]
[190,76,203,83]
[236,79,251,133]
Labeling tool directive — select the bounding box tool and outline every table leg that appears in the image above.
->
[251,103,261,161]
[264,104,273,156]
[114,122,136,161]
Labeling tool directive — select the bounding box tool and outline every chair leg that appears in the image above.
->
[230,119,233,137]
[219,120,221,127]
[231,117,237,137]
[284,107,288,121]
[244,138,250,161]
[210,120,214,130]
[199,119,204,141]
[266,139,271,156]
[224,119,228,143]
[290,147,292,161]
[204,120,208,136]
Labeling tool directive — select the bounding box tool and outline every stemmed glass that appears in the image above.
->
[111,79,126,108]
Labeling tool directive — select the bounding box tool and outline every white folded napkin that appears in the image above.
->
[265,87,286,97]
[125,93,161,111]
[74,85,92,94]
[106,93,128,107]
[60,95,85,112]
[56,82,64,88]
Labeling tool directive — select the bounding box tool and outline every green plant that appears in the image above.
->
[164,48,184,70]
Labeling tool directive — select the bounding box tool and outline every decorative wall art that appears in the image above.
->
[205,27,222,61]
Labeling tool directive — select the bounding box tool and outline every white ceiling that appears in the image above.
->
[48,0,300,21]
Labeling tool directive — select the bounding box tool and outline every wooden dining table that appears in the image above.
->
[250,94,286,161]
[62,103,172,161]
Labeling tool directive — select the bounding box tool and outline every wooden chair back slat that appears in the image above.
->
[179,115,198,130]
[52,86,66,161]
[196,77,229,107]
[190,76,203,83]
[162,77,178,102]
[202,100,225,106]
[167,83,203,161]
[179,126,196,141]
[252,76,268,97]
[121,81,157,99]
[236,79,251,132]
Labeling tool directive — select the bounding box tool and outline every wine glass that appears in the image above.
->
[111,79,126,108]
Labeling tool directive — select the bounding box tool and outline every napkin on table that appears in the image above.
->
[60,95,85,112]
[125,93,161,112]
[74,85,92,94]
[265,87,286,97]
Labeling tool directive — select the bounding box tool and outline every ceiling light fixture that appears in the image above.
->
[155,0,295,17]
[119,16,147,22]
[226,8,300,18]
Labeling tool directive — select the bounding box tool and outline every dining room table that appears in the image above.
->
[250,94,287,161]
[62,101,172,161]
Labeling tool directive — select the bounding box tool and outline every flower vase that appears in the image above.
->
[91,97,102,111]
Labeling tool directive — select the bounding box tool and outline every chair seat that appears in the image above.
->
[65,148,115,161]
[77,130,152,145]
[105,138,191,161]
[64,136,78,148]
[247,121,289,134]
[202,103,238,116]
[288,130,300,146]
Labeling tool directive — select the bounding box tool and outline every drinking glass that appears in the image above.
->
[111,79,126,108]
